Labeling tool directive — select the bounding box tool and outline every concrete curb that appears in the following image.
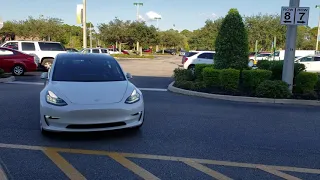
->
[167,81,320,106]
[0,76,15,83]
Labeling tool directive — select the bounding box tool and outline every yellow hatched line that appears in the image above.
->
[0,143,320,177]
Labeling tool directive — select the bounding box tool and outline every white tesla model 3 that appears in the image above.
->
[39,53,144,133]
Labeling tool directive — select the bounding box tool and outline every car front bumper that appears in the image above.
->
[40,100,144,132]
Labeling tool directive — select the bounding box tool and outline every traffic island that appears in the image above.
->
[168,81,320,106]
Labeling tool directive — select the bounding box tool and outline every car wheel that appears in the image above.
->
[41,58,54,70]
[12,65,25,76]
[188,65,195,73]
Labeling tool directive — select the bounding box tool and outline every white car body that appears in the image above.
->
[270,50,316,61]
[0,41,66,68]
[295,54,320,73]
[108,48,122,55]
[182,51,215,69]
[80,48,110,55]
[39,53,144,133]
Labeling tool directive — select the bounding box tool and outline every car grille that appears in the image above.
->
[66,122,126,129]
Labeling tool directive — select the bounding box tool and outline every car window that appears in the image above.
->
[92,49,100,53]
[38,42,65,51]
[314,57,320,61]
[52,56,126,82]
[21,42,36,51]
[0,49,14,56]
[198,53,214,59]
[101,49,109,53]
[300,56,313,62]
[3,42,18,50]
[185,52,198,57]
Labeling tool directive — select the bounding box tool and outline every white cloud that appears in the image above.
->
[145,11,162,21]
[138,15,145,21]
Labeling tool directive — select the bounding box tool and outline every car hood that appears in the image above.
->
[51,81,128,105]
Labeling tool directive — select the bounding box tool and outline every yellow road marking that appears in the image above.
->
[0,164,8,180]
[257,165,302,180]
[42,149,86,180]
[108,152,160,180]
[0,143,319,176]
[183,160,233,180]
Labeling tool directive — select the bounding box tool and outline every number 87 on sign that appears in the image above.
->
[280,6,310,26]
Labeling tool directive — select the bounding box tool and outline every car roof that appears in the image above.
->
[4,40,61,43]
[56,53,115,60]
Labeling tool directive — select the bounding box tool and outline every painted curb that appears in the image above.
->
[167,81,320,106]
[0,76,15,83]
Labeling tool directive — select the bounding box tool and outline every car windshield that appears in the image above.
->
[185,52,198,57]
[52,56,126,82]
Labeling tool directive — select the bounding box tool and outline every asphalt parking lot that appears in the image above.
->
[1,56,320,179]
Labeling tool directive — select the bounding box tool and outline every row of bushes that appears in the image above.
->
[173,63,320,99]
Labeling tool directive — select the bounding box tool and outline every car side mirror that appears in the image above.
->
[41,72,48,79]
[126,73,133,79]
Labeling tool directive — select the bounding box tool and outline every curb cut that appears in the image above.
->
[0,76,15,83]
[167,81,320,106]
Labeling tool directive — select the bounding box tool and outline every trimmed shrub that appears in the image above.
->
[174,80,193,90]
[220,69,240,92]
[173,68,194,82]
[256,60,306,80]
[190,81,205,91]
[202,67,221,88]
[294,72,318,94]
[256,80,291,99]
[214,8,249,70]
[242,69,272,92]
[195,64,214,80]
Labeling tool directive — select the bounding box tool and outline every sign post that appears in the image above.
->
[280,0,309,92]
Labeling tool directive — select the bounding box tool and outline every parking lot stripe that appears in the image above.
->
[257,165,302,180]
[0,143,320,176]
[183,160,233,180]
[42,149,86,180]
[108,152,160,180]
[0,164,8,180]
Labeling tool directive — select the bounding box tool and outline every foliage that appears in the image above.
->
[242,69,272,92]
[202,67,221,88]
[214,9,249,70]
[194,64,214,80]
[159,30,185,49]
[256,80,291,98]
[257,60,306,80]
[294,72,318,94]
[220,69,240,92]
[173,68,194,82]
[111,54,154,59]
[174,80,193,90]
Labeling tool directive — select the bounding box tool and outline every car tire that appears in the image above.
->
[12,65,25,76]
[188,64,195,73]
[41,58,54,70]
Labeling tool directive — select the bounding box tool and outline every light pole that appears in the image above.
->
[315,5,320,51]
[82,0,87,48]
[133,2,143,21]
[154,17,161,29]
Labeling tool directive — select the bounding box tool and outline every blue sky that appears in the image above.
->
[0,0,319,31]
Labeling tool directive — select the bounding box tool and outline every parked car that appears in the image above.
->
[122,50,130,55]
[39,53,144,134]
[182,51,215,70]
[80,48,110,55]
[108,48,122,55]
[0,41,67,70]
[179,50,186,56]
[0,47,37,76]
[295,54,320,72]
[156,49,177,55]
[249,52,271,66]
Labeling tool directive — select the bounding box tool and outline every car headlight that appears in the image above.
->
[125,89,140,104]
[46,90,67,106]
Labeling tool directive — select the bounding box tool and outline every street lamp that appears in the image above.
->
[154,17,161,29]
[82,0,87,48]
[315,5,320,51]
[133,2,143,21]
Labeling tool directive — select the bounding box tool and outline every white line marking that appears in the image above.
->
[6,81,168,91]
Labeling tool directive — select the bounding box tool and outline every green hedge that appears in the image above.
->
[173,68,194,82]
[242,69,272,92]
[294,72,318,94]
[111,54,154,59]
[256,60,306,80]
[220,69,240,92]
[195,64,214,80]
[256,80,291,99]
[202,67,221,88]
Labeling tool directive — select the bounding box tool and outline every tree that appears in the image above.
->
[214,8,249,70]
